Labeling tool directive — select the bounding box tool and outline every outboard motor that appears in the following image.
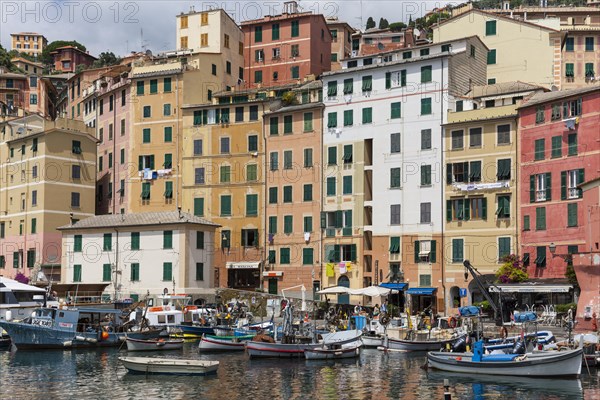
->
[452,335,467,353]
[511,340,526,355]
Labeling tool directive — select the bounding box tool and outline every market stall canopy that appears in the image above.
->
[349,286,391,297]
[317,286,352,294]
[406,287,437,295]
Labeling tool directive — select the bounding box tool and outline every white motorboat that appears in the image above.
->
[383,335,462,352]
[361,334,383,348]
[119,356,219,375]
[198,334,252,351]
[125,337,184,352]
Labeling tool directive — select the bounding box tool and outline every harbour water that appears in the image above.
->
[1,343,598,400]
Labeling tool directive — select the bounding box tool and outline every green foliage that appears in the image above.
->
[75,64,87,74]
[366,17,376,30]
[92,52,121,68]
[378,18,389,29]
[41,40,87,66]
[473,300,492,312]
[281,91,297,106]
[0,45,16,71]
[556,303,577,314]
[496,254,528,283]
[565,264,580,293]
[389,22,407,32]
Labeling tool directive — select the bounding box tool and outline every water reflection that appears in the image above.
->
[0,343,597,400]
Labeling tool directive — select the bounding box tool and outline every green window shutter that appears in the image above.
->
[343,78,353,94]
[73,265,82,282]
[391,102,401,119]
[530,175,536,203]
[303,112,313,131]
[536,207,546,230]
[470,161,481,182]
[150,79,158,93]
[343,176,352,194]
[246,194,258,216]
[136,81,144,95]
[452,239,464,262]
[269,216,278,234]
[534,139,545,160]
[389,237,400,254]
[163,230,173,249]
[164,127,172,142]
[74,235,82,252]
[255,26,262,42]
[196,231,205,250]
[487,49,496,65]
[385,72,391,89]
[270,117,278,135]
[291,20,299,37]
[247,164,257,181]
[103,233,112,251]
[551,136,562,158]
[430,240,437,263]
[401,70,407,86]
[390,168,401,188]
[283,186,292,202]
[499,238,510,260]
[284,215,293,234]
[284,115,293,133]
[280,248,290,264]
[164,77,171,92]
[221,195,232,216]
[143,128,151,143]
[486,20,496,35]
[421,165,431,186]
[568,134,577,156]
[320,212,326,229]
[414,240,420,263]
[335,210,343,228]
[567,203,578,227]
[304,148,313,167]
[269,187,278,204]
[565,63,574,77]
[268,250,276,264]
[362,75,372,91]
[303,184,313,201]
[421,65,432,83]
[561,171,567,200]
[131,232,140,250]
[163,262,172,281]
[304,216,313,232]
[482,198,487,220]
[327,177,336,196]
[328,146,337,165]
[446,200,452,222]
[193,198,204,216]
[578,169,585,198]
[343,110,353,126]
[327,81,337,97]
[328,112,337,128]
[362,107,372,124]
[464,197,470,221]
[523,215,530,230]
[164,153,172,168]
[350,244,357,262]
[545,172,552,201]
[421,98,432,115]
[302,248,314,265]
[103,264,112,282]
[31,218,38,234]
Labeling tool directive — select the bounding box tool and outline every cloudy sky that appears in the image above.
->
[1,0,446,56]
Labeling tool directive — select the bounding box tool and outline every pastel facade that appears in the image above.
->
[10,33,47,58]
[58,212,218,300]
[0,116,97,282]
[326,19,355,71]
[0,70,52,118]
[51,46,97,73]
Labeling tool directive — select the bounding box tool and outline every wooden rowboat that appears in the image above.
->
[304,344,361,360]
[119,356,218,375]
[198,335,252,351]
[125,337,184,352]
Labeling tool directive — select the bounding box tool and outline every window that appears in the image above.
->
[103,264,112,282]
[564,169,584,199]
[469,161,481,182]
[143,106,151,118]
[327,146,337,165]
[447,198,467,221]
[326,177,336,196]
[420,202,431,224]
[194,168,205,184]
[163,262,173,281]
[451,130,464,149]
[220,137,230,153]
[246,164,257,182]
[304,216,313,233]
[342,144,353,164]
[268,216,277,234]
[163,104,171,116]
[74,235,83,252]
[193,139,203,156]
[103,233,112,251]
[390,204,401,225]
[420,48,430,56]
[391,133,401,153]
[74,265,82,282]
[343,176,352,194]
[585,63,595,78]
[226,61,231,75]
[291,44,299,57]
[161,230,173,249]
[565,37,574,52]
[269,117,279,136]
[567,133,577,156]
[291,20,299,37]
[470,127,482,148]
[164,181,173,199]
[220,165,231,183]
[129,232,140,251]
[327,81,337,97]
[291,66,299,79]
[211,64,217,76]
[487,49,496,65]
[535,106,545,124]
[194,198,204,217]
[585,37,594,51]
[72,140,81,154]
[283,186,292,203]
[272,23,280,40]
[390,167,401,188]
[283,150,293,169]
[327,112,337,128]
[303,184,313,201]
[421,165,432,186]
[497,159,511,181]
[421,129,432,150]
[246,194,258,217]
[563,98,582,117]
[304,148,313,167]
[98,156,104,171]
[72,165,80,180]
[99,99,104,116]
[531,172,551,202]
[390,102,401,119]
[343,78,353,95]
[268,187,278,204]
[303,112,313,132]
[421,98,432,115]
[535,246,546,268]
[485,19,497,35]
[496,195,510,219]
[141,128,151,144]
[221,230,231,249]
[71,192,80,208]
[302,248,314,265]
[551,136,562,158]
[283,215,293,234]
[421,65,432,83]
[567,203,578,227]
[498,237,511,260]
[30,94,37,104]
[270,152,279,170]
[565,63,575,79]
[470,45,475,57]
[534,138,545,160]
[536,207,546,230]
[340,110,352,127]
[362,75,372,93]
[403,51,412,59]
[280,248,290,264]
[452,239,464,263]
[495,124,510,145]
[140,182,151,200]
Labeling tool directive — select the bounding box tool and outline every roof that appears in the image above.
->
[57,211,220,230]
[434,8,560,33]
[466,81,547,98]
[265,101,324,115]
[0,72,27,79]
[10,57,44,67]
[517,83,600,109]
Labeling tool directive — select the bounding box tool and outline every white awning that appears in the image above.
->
[490,284,572,293]
[226,261,261,269]
[0,277,46,292]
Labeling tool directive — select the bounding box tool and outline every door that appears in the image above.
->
[268,278,278,295]
[338,275,350,304]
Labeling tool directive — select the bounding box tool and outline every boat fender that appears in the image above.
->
[447,317,457,329]
[63,341,73,347]
[75,336,86,342]
[87,338,98,343]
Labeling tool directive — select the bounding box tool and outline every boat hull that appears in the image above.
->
[304,346,361,360]
[427,348,583,377]
[126,337,184,351]
[119,357,218,375]
[172,324,215,338]
[246,341,321,358]
[385,336,457,352]
[199,336,247,351]
[361,335,383,348]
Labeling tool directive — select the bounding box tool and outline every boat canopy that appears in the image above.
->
[0,278,46,292]
[406,287,437,295]
[379,282,408,291]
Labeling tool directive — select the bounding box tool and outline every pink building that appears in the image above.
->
[51,46,97,73]
[519,86,600,284]
[241,1,331,88]
[94,66,132,215]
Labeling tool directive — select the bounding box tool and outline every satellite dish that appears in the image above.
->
[145,49,153,57]
[37,271,48,282]
[550,85,558,92]
[16,127,25,134]
[377,42,385,50]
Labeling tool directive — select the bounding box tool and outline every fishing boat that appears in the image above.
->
[198,334,253,351]
[426,340,583,377]
[383,334,464,352]
[0,306,150,349]
[304,344,362,360]
[361,334,383,348]
[119,356,219,375]
[125,337,184,351]
[0,331,10,350]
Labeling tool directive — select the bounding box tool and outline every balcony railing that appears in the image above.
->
[536,190,546,202]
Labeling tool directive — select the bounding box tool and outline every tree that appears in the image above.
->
[41,40,87,66]
[92,52,121,68]
[378,18,389,29]
[0,45,15,71]
[366,17,376,30]
[389,22,407,32]
[495,254,528,283]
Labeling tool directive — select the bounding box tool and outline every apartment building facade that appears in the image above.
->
[321,37,488,312]
[326,19,355,71]
[10,33,47,58]
[0,116,97,282]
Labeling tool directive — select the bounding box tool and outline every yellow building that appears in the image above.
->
[0,115,97,281]
[443,82,545,311]
[181,89,270,289]
[10,32,48,58]
[432,9,561,88]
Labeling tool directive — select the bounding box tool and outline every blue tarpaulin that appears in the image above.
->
[459,306,480,317]
[406,287,437,295]
[379,282,408,291]
[514,311,537,322]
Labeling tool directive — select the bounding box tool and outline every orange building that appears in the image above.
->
[51,46,97,73]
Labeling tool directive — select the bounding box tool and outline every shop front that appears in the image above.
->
[226,261,261,290]
[406,287,437,315]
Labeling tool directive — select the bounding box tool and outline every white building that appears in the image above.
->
[320,36,488,312]
[58,211,219,302]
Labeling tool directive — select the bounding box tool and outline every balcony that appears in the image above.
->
[325,228,336,237]
[536,190,546,202]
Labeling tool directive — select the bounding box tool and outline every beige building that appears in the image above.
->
[432,9,561,88]
[0,115,97,282]
[326,18,355,71]
[443,82,545,310]
[181,90,268,290]
[263,81,324,297]
[10,33,48,58]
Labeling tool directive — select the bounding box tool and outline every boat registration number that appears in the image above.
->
[32,319,53,327]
